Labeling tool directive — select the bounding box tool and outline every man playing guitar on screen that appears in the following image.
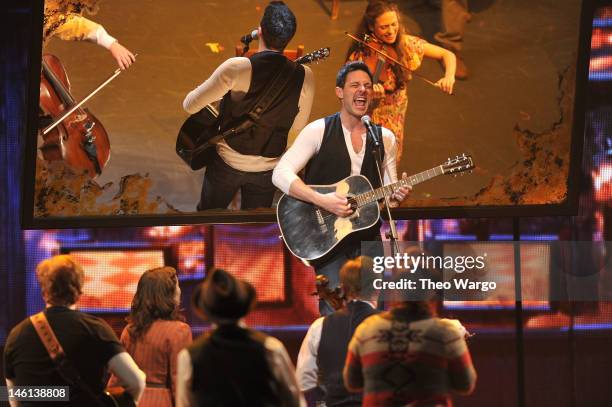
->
[272,61,410,315]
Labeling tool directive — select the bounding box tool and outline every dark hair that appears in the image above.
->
[336,61,374,88]
[345,0,409,86]
[192,268,256,323]
[36,255,84,306]
[127,266,183,341]
[260,1,297,51]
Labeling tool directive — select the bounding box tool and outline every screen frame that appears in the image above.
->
[20,0,597,229]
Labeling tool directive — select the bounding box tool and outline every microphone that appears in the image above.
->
[361,115,381,146]
[240,29,259,45]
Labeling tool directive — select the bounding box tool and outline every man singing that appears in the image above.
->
[272,61,410,314]
[183,1,314,210]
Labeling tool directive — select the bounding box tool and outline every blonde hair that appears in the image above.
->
[36,255,84,306]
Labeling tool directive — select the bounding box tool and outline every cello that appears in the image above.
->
[39,54,111,177]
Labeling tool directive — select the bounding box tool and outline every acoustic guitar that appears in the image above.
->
[176,47,331,170]
[277,154,474,261]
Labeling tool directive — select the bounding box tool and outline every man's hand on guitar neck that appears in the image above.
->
[388,172,411,208]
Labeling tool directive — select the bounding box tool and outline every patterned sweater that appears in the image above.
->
[343,312,476,407]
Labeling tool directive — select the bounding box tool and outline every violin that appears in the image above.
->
[39,54,111,177]
[359,33,400,87]
[346,32,440,90]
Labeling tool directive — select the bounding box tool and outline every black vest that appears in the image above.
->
[304,112,385,188]
[317,301,379,407]
[188,325,281,407]
[304,112,385,257]
[221,51,305,158]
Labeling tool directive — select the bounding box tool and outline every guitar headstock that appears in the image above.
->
[296,47,331,65]
[442,153,474,176]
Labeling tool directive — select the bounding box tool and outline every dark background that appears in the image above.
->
[3,1,612,406]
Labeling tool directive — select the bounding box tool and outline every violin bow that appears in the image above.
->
[344,32,440,89]
[42,55,138,136]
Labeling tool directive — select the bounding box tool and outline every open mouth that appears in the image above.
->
[354,95,367,109]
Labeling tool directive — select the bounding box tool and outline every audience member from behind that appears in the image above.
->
[108,266,192,407]
[343,270,476,407]
[3,255,145,406]
[296,256,379,406]
[176,268,305,407]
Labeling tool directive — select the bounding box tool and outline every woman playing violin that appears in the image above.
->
[346,0,456,164]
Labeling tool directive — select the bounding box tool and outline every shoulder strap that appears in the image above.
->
[30,312,66,361]
[210,58,297,146]
[30,312,109,407]
[247,59,296,122]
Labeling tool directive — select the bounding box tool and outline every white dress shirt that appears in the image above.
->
[295,300,377,392]
[272,117,398,194]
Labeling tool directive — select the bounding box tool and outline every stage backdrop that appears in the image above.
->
[23,0,591,227]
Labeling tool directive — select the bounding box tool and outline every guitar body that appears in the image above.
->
[277,154,475,262]
[176,106,220,170]
[101,390,135,407]
[277,175,380,261]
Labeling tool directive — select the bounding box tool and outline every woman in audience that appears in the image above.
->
[109,266,192,407]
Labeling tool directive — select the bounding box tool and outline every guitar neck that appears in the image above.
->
[356,165,445,205]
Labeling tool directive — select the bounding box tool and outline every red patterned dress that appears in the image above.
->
[109,320,192,407]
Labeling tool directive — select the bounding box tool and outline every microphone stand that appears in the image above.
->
[367,124,401,304]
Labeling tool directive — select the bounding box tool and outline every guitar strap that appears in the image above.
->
[246,59,296,122]
[205,59,297,148]
[30,311,111,407]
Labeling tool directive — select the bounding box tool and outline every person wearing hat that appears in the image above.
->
[175,268,305,407]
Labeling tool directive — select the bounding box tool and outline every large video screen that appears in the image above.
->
[23,0,593,227]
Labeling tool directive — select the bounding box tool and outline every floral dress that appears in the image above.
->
[348,34,426,164]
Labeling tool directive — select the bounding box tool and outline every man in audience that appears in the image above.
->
[343,270,477,406]
[176,268,305,406]
[3,255,145,406]
[296,256,379,406]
